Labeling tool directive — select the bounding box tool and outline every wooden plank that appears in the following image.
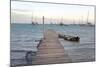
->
[32,29,72,65]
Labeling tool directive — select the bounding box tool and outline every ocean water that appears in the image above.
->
[10,23,95,66]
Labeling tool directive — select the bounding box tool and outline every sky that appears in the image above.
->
[11,0,95,24]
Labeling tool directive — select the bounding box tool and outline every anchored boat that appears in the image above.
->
[59,34,80,41]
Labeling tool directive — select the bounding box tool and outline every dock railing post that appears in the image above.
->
[43,16,45,39]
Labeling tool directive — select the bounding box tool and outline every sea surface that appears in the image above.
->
[10,23,95,66]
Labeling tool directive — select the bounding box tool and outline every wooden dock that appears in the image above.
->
[32,29,72,65]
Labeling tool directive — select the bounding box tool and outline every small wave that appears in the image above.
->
[80,42,95,45]
[11,40,21,42]
[11,50,37,52]
[23,39,34,42]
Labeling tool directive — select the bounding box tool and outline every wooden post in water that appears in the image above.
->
[43,16,45,39]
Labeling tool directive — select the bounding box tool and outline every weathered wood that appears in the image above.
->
[33,29,72,65]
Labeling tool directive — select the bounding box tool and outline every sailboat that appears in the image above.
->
[86,11,94,26]
[59,17,64,26]
[50,18,53,25]
[79,11,93,26]
[31,12,36,25]
[79,16,86,26]
[72,17,76,26]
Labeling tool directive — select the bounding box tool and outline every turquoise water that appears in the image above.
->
[10,23,95,66]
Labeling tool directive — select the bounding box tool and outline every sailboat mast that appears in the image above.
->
[81,16,83,24]
[61,17,63,23]
[31,12,33,22]
[86,11,89,23]
[73,17,75,24]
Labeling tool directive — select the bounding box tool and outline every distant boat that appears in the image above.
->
[86,22,94,26]
[32,21,36,25]
[31,12,37,25]
[59,17,64,26]
[79,11,94,27]
[79,22,94,27]
[35,22,38,25]
[85,11,93,26]
[31,12,35,25]
[32,21,38,25]
[59,22,64,26]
